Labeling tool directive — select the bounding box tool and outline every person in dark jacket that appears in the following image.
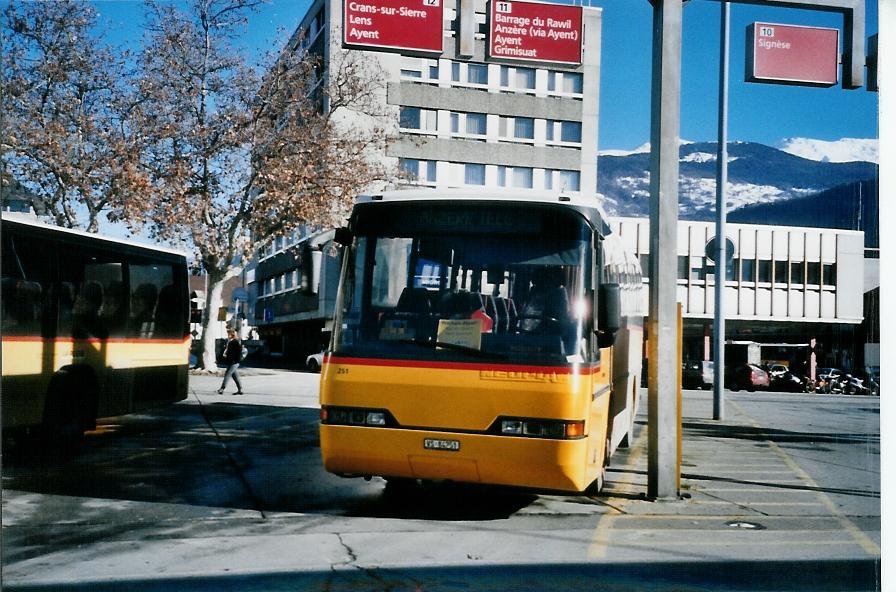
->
[217,328,244,395]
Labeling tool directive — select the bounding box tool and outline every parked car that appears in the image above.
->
[683,360,714,389]
[306,351,325,373]
[766,364,788,380]
[727,364,770,392]
[770,370,810,393]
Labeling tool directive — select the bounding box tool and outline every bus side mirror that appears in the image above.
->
[334,227,352,247]
[595,283,621,348]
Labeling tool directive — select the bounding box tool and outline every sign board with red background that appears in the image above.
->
[489,0,583,65]
[746,22,839,87]
[343,0,443,54]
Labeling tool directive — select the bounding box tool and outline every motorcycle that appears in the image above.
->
[825,373,869,395]
[771,371,810,393]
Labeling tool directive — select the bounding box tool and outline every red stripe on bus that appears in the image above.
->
[326,355,601,375]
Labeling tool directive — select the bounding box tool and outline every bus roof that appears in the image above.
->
[356,189,614,237]
[2,213,190,259]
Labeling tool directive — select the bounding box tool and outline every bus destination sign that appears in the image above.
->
[489,0,583,65]
[746,22,839,87]
[343,0,443,54]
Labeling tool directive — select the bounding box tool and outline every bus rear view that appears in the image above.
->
[319,191,642,493]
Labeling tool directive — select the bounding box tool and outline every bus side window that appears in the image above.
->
[0,279,43,336]
[57,282,77,337]
[130,283,158,338]
[72,281,107,339]
[129,263,175,338]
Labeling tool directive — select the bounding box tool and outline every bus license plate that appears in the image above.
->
[424,438,460,451]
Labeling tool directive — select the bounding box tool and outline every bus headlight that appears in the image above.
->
[496,417,585,440]
[321,406,393,428]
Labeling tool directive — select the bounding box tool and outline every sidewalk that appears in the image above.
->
[591,391,881,565]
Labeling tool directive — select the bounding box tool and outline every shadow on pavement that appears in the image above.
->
[682,420,879,445]
[3,559,881,592]
[2,401,536,522]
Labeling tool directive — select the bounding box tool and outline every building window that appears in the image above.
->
[468,64,488,85]
[399,158,437,183]
[548,71,583,93]
[500,66,536,91]
[453,62,488,86]
[544,169,554,190]
[774,260,787,284]
[740,259,755,283]
[511,167,533,188]
[514,117,534,140]
[558,170,580,191]
[466,112,487,135]
[807,261,821,285]
[399,107,436,132]
[401,58,438,82]
[823,263,836,286]
[757,259,772,283]
[790,262,803,285]
[560,121,582,143]
[464,163,486,185]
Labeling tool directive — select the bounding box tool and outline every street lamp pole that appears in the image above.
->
[713,0,730,421]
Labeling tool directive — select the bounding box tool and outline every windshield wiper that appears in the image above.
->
[396,338,508,361]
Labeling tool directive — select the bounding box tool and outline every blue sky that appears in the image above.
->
[92,0,878,152]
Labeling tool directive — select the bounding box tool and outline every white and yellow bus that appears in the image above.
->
[2,215,190,445]
[320,190,644,493]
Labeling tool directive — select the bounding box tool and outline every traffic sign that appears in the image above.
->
[705,236,735,264]
[746,22,839,87]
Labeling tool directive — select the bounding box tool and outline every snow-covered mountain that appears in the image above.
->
[777,137,879,164]
[597,140,878,220]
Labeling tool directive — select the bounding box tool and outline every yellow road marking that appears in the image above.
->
[729,400,880,557]
[588,425,648,558]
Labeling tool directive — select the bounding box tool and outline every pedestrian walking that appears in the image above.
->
[217,328,244,395]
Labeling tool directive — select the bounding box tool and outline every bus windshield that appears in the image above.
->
[333,202,594,366]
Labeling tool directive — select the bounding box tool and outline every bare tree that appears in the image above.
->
[1,0,145,232]
[131,0,394,369]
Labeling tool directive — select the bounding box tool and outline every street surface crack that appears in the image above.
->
[191,388,268,519]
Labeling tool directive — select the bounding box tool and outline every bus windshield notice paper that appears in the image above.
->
[489,0,582,65]
[747,22,839,87]
[344,0,443,54]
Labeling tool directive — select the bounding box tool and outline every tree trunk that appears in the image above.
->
[200,275,226,370]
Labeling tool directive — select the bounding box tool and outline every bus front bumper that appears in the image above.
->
[319,424,594,493]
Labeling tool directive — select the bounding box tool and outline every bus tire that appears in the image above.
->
[42,368,98,452]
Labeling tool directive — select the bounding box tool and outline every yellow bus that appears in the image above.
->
[2,215,190,446]
[320,190,644,493]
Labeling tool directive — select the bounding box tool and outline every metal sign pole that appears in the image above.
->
[713,1,729,421]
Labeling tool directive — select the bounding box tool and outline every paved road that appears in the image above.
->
[1,370,881,590]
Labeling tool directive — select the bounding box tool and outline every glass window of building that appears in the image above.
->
[757,259,772,283]
[544,169,554,190]
[399,107,421,129]
[790,262,803,284]
[464,163,486,185]
[560,72,583,93]
[515,67,536,89]
[807,261,821,285]
[822,263,836,286]
[740,259,755,282]
[514,117,534,140]
[774,261,787,284]
[451,62,460,82]
[511,167,533,188]
[468,64,488,85]
[558,170,580,191]
[466,112,487,135]
[560,121,582,143]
